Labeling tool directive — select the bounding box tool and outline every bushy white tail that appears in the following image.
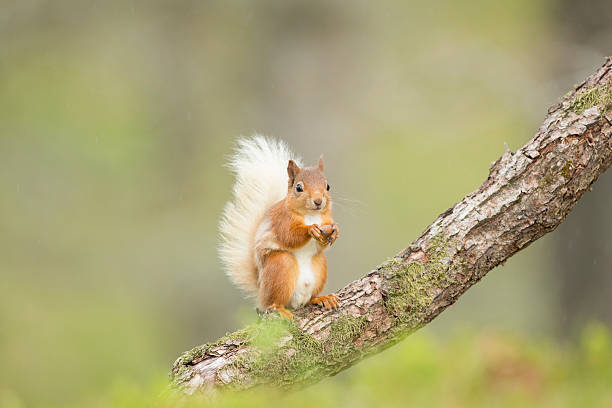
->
[218,135,300,296]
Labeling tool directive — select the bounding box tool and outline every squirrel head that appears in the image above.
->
[286,157,331,214]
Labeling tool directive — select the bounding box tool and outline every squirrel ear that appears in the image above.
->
[318,156,325,171]
[287,160,300,185]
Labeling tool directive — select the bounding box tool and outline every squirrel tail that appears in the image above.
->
[218,135,300,296]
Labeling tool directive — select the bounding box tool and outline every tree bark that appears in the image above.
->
[171,58,612,394]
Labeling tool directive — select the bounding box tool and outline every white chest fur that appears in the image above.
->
[303,213,322,226]
[289,213,322,308]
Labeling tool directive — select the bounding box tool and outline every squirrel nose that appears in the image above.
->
[314,198,322,207]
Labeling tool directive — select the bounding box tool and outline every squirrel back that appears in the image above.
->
[218,136,301,296]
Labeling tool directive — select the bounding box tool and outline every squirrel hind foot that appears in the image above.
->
[265,304,294,320]
[309,294,339,310]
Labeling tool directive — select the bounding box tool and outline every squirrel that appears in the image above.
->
[219,136,339,320]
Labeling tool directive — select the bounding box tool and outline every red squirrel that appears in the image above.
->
[219,136,339,319]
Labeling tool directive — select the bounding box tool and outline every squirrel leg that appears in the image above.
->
[259,251,298,320]
[308,252,338,309]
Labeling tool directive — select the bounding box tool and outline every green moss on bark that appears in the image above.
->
[561,160,573,179]
[225,312,370,388]
[538,160,575,188]
[569,82,612,114]
[383,234,456,328]
[326,314,369,359]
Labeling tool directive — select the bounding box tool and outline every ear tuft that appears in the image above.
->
[287,160,300,186]
[318,156,325,171]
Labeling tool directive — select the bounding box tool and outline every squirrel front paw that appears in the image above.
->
[327,223,339,245]
[309,224,327,244]
[314,223,340,246]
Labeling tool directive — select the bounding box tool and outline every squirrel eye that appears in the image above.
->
[296,184,304,193]
[326,184,331,191]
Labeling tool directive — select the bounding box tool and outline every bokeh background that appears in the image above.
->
[2,1,612,407]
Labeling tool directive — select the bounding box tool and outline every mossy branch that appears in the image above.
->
[171,57,612,395]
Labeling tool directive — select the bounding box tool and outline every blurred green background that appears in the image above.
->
[2,1,612,407]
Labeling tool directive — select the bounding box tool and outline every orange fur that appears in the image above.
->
[255,158,340,315]
[308,294,339,309]
[267,304,294,320]
[259,251,299,307]
[268,202,312,249]
[311,251,328,296]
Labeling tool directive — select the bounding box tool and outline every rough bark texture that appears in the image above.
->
[171,58,612,395]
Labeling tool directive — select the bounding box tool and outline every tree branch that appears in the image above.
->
[171,58,612,394]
